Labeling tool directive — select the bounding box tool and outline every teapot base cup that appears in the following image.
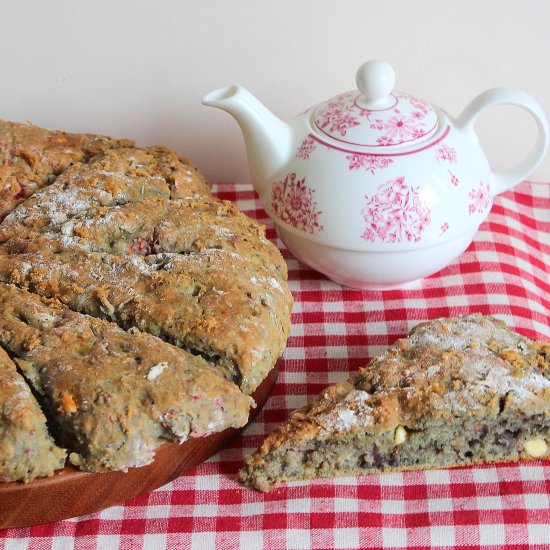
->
[277,226,476,291]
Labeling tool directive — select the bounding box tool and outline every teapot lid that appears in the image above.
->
[312,60,439,149]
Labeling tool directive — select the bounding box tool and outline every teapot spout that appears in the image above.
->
[202,86,292,197]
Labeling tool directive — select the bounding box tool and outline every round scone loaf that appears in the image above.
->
[0,120,293,481]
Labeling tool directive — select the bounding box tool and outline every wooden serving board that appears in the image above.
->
[0,363,279,529]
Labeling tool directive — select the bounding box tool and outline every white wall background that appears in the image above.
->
[1,0,549,183]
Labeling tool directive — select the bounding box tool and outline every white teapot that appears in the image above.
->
[203,60,548,289]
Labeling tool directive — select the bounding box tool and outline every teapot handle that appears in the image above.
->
[456,87,549,196]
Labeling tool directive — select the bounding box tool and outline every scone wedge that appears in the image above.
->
[0,120,133,220]
[0,346,66,482]
[240,314,550,492]
[0,283,254,473]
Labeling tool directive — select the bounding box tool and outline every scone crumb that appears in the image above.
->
[500,349,526,368]
[59,391,77,415]
[488,339,501,352]
[200,316,220,332]
[23,333,41,351]
[9,268,25,285]
[35,279,60,295]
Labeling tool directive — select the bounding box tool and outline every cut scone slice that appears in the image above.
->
[0,346,66,482]
[0,283,254,473]
[0,119,133,219]
[240,314,550,492]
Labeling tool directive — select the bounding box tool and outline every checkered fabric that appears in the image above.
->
[1,181,549,550]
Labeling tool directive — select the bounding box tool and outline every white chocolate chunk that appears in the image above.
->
[147,362,170,381]
[394,425,407,445]
[523,438,548,458]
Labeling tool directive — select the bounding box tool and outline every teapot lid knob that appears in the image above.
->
[356,60,396,109]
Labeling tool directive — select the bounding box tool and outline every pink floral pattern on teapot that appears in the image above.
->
[468,181,491,215]
[361,177,432,243]
[313,91,438,147]
[271,173,324,234]
[296,134,395,175]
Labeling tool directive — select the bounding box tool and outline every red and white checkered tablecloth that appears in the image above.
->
[1,181,549,550]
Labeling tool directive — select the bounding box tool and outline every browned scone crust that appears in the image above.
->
[0,144,292,394]
[240,314,550,492]
[0,119,292,480]
[0,149,292,393]
[0,120,133,220]
[0,283,254,473]
[0,346,66,482]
